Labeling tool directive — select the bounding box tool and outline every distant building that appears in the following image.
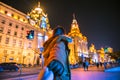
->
[97,47,113,62]
[0,2,51,66]
[68,14,88,65]
[89,44,98,63]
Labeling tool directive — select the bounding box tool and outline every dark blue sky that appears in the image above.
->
[1,0,119,51]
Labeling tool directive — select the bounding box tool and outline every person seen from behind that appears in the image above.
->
[38,25,72,80]
[85,59,89,71]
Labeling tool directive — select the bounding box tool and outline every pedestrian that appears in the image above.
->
[109,62,113,67]
[104,62,107,69]
[83,62,86,71]
[100,62,102,67]
[96,62,99,68]
[38,26,72,80]
[85,60,89,71]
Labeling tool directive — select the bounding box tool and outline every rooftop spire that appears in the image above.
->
[73,13,75,19]
[72,13,77,24]
[38,2,40,7]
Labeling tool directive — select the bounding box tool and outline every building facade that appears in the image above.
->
[89,44,99,63]
[68,15,88,65]
[0,2,51,66]
[0,2,90,66]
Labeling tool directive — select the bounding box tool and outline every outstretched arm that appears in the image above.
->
[38,67,54,80]
[48,60,64,76]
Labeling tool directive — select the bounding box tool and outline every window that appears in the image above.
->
[18,52,21,55]
[0,27,4,33]
[13,39,16,46]
[14,31,17,36]
[23,19,25,21]
[3,50,8,56]
[7,29,11,35]
[11,14,14,17]
[19,40,22,47]
[28,53,30,56]
[16,25,19,28]
[11,51,14,54]
[20,33,23,38]
[9,23,12,26]
[4,50,7,53]
[18,16,20,19]
[21,27,24,30]
[5,11,8,14]
[28,42,32,48]
[5,37,9,44]
[1,20,5,24]
[0,36,2,43]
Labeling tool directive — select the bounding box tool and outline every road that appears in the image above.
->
[1,66,120,80]
[72,69,120,80]
[0,67,41,79]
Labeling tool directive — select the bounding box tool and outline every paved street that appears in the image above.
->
[0,67,41,79]
[72,69,120,80]
[1,66,120,80]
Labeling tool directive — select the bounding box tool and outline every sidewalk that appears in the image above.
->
[0,67,41,79]
[76,66,104,72]
[4,67,120,80]
[1,65,119,80]
[105,67,120,72]
[4,74,38,80]
[0,65,104,79]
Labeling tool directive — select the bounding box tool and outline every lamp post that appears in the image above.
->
[4,53,7,62]
[3,50,8,62]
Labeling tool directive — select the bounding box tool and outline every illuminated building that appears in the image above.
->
[0,2,51,66]
[97,47,113,62]
[89,44,98,63]
[68,14,88,64]
[104,47,113,53]
[97,47,105,62]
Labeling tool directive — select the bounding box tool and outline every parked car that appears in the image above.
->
[0,62,19,71]
[0,66,3,72]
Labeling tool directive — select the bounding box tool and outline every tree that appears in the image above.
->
[109,51,120,60]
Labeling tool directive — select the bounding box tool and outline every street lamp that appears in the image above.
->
[3,50,8,62]
[4,53,7,62]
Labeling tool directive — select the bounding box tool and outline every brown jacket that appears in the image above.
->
[43,35,72,80]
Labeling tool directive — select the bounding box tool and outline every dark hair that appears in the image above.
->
[53,25,66,36]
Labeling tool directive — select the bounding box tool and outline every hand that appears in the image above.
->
[38,67,54,80]
[48,60,64,76]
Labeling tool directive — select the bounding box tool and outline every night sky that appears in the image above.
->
[0,0,119,51]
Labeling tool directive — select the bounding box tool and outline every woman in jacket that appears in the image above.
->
[38,26,72,80]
